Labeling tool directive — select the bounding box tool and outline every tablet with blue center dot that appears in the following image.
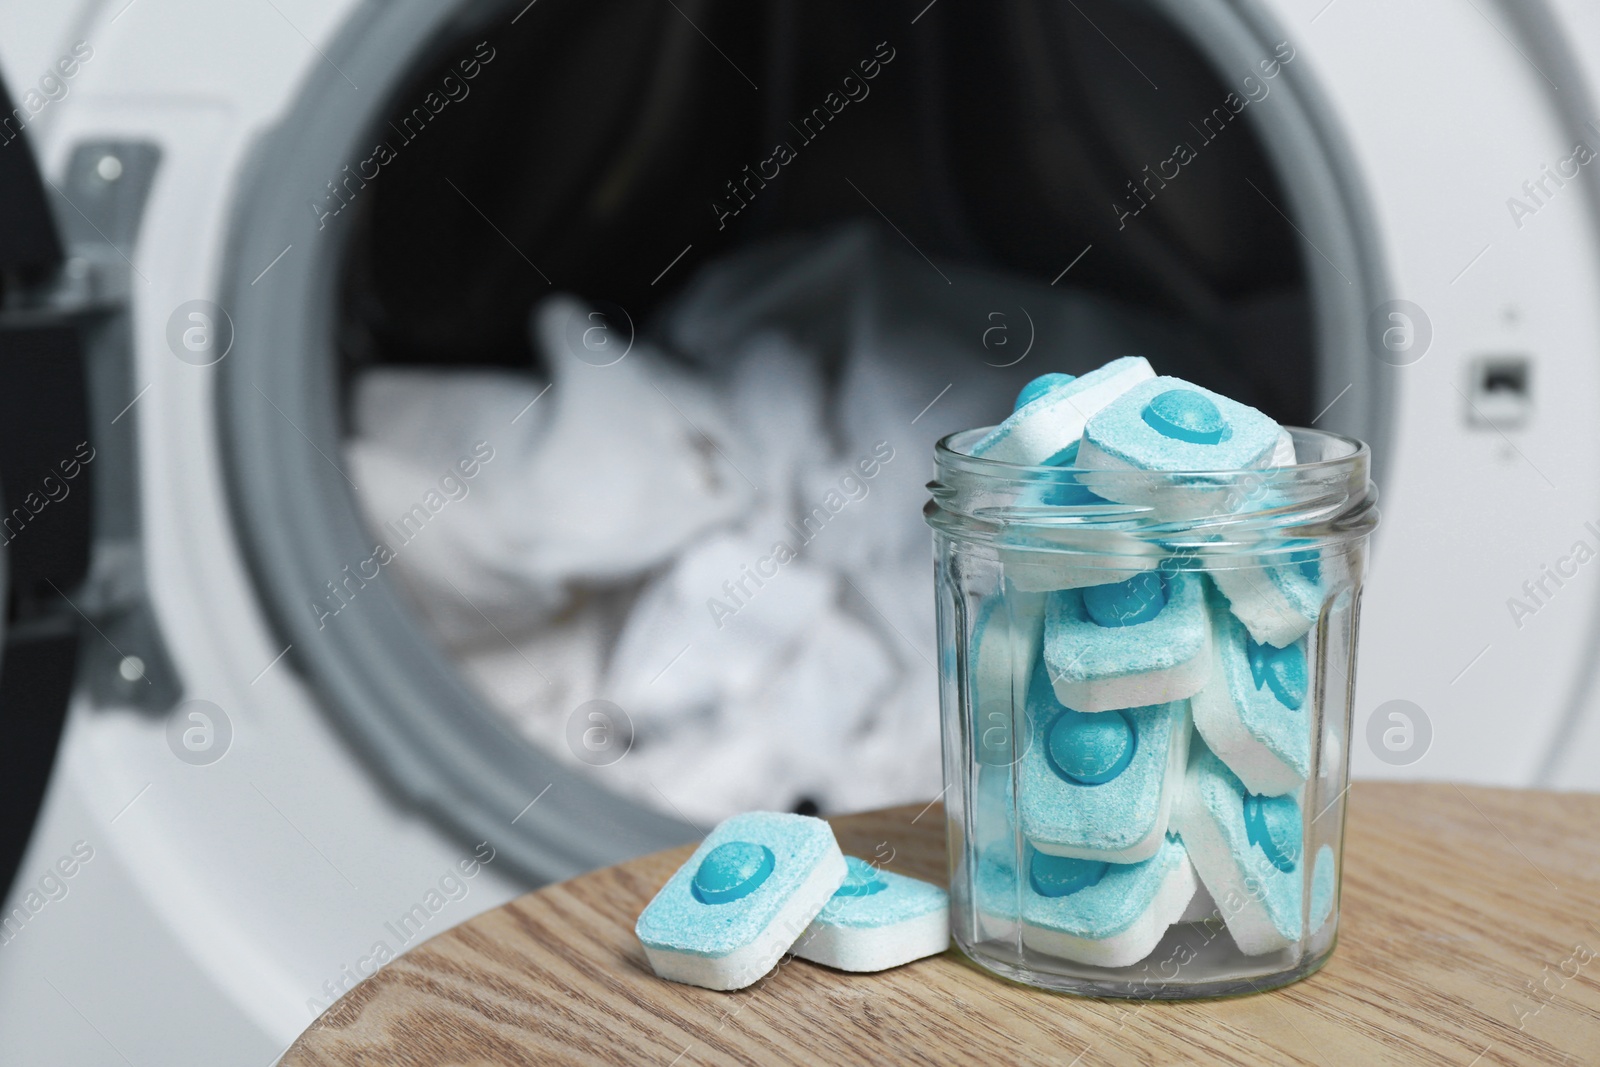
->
[1192,585,1312,796]
[1172,745,1303,955]
[1018,658,1191,863]
[1043,571,1212,712]
[635,811,846,990]
[792,857,950,972]
[1078,376,1282,478]
[975,839,1197,968]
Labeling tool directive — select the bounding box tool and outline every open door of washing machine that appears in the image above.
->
[0,68,94,903]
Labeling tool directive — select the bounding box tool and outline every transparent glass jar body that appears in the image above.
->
[926,428,1378,998]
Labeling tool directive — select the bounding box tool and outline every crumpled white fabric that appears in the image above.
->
[347,296,751,645]
[346,224,1203,821]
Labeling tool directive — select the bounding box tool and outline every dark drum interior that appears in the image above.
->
[335,0,1313,423]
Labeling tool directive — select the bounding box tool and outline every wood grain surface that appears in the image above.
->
[284,784,1600,1066]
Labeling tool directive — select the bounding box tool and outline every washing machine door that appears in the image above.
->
[0,70,96,902]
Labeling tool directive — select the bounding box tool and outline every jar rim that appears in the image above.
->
[925,426,1378,558]
[933,425,1368,479]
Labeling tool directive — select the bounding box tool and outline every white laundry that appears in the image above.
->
[721,334,830,496]
[350,364,551,474]
[510,297,754,586]
[617,606,901,826]
[616,717,789,827]
[454,588,625,749]
[346,370,565,643]
[606,531,839,729]
[749,608,899,798]
[346,226,1208,823]
[345,299,751,644]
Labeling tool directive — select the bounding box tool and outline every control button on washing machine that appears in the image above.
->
[1465,355,1532,430]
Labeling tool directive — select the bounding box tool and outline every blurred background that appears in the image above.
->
[0,0,1597,1062]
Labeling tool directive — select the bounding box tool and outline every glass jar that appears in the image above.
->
[926,427,1378,998]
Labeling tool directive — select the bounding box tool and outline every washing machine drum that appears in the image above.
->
[217,0,1385,884]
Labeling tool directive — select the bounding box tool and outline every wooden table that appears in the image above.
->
[284,784,1600,1066]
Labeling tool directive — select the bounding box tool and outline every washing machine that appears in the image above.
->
[1,0,1598,1062]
